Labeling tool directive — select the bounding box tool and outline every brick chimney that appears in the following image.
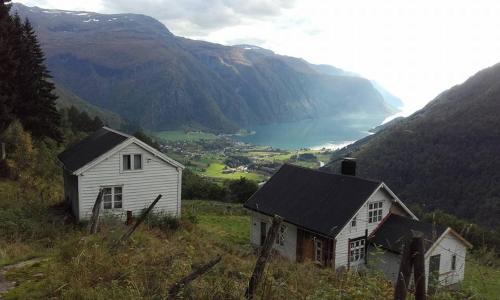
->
[341,157,356,176]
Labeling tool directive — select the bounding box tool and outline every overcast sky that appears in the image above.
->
[16,0,500,115]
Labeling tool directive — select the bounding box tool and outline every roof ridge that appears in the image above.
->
[282,163,381,184]
[102,126,132,138]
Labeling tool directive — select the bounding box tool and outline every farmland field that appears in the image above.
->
[155,130,216,142]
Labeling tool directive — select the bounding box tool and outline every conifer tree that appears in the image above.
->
[14,18,62,142]
[0,0,17,133]
[1,2,62,142]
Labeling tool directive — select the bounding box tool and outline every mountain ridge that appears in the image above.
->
[323,62,500,228]
[13,3,398,133]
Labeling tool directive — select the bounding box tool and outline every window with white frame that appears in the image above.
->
[275,225,287,246]
[102,186,122,209]
[123,154,142,171]
[351,215,357,227]
[368,201,383,223]
[451,254,457,271]
[314,238,323,264]
[349,239,365,263]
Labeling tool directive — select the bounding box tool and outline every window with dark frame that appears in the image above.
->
[351,215,357,227]
[275,225,286,246]
[123,154,142,171]
[102,186,123,209]
[123,154,131,170]
[368,201,383,223]
[134,154,142,169]
[349,239,365,262]
[314,238,323,264]
[451,254,456,271]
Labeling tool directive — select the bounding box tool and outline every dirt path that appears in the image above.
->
[0,258,45,297]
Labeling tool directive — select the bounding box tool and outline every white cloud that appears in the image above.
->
[15,0,500,114]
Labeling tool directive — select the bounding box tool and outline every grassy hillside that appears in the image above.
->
[324,62,500,229]
[2,184,497,299]
[0,121,496,299]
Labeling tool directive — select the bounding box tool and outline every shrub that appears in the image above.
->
[145,212,181,231]
[225,177,258,203]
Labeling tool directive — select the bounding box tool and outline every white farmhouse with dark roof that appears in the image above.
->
[58,127,184,221]
[243,161,472,291]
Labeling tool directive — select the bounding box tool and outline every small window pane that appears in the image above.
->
[114,187,122,195]
[114,194,122,208]
[123,155,131,170]
[134,154,142,169]
[103,195,112,209]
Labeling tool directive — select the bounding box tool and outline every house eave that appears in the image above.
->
[244,206,336,239]
[71,137,184,175]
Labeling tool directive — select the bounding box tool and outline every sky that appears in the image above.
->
[16,0,500,115]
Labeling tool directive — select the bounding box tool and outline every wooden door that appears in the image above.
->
[428,254,441,293]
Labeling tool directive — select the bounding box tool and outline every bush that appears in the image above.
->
[225,177,258,203]
[145,212,181,231]
[182,169,228,201]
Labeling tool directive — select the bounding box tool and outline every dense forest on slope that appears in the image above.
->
[13,4,396,133]
[54,84,124,129]
[324,63,500,228]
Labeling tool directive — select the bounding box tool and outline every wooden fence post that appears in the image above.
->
[126,210,133,225]
[394,232,427,300]
[412,232,426,300]
[168,255,222,298]
[394,240,413,300]
[88,189,104,234]
[120,194,162,241]
[245,215,283,300]
[1,142,6,160]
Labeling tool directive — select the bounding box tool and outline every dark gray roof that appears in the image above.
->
[58,127,129,172]
[243,164,381,237]
[369,214,447,254]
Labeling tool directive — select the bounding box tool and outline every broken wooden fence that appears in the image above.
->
[120,194,162,242]
[245,215,283,300]
[394,231,426,300]
[168,255,222,298]
[88,189,104,234]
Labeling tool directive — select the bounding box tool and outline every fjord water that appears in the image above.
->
[235,114,386,150]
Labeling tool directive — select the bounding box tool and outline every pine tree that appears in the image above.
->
[0,0,17,133]
[12,17,62,142]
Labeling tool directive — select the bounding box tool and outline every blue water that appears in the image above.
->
[234,115,385,150]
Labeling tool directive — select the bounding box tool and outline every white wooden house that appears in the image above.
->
[58,127,184,221]
[244,162,472,291]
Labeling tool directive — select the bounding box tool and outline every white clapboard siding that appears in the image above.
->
[425,231,468,288]
[250,211,298,261]
[78,143,181,220]
[334,188,397,269]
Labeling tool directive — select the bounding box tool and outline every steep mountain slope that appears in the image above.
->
[14,4,395,132]
[324,63,500,228]
[54,84,124,129]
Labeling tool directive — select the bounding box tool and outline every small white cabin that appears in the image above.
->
[369,216,472,292]
[58,127,184,221]
[244,163,472,292]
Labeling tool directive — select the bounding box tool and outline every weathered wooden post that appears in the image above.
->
[88,189,104,234]
[1,142,6,160]
[412,231,426,300]
[120,194,162,241]
[168,255,222,298]
[245,215,283,300]
[394,240,413,300]
[126,210,133,225]
[394,232,427,300]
